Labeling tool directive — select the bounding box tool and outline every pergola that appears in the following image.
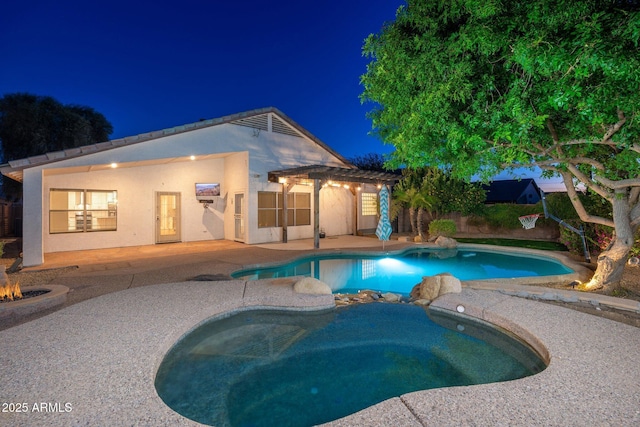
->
[267,165,401,248]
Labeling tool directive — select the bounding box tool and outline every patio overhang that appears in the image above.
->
[268,165,401,248]
[267,165,401,186]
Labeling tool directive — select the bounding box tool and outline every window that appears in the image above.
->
[361,192,378,216]
[50,189,117,233]
[258,191,311,228]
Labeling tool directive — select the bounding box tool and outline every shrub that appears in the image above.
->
[558,220,591,255]
[428,219,457,238]
[473,204,542,229]
[559,221,640,258]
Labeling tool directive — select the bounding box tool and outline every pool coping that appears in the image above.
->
[0,277,638,426]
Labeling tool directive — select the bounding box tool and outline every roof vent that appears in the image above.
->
[271,115,303,137]
[230,114,269,132]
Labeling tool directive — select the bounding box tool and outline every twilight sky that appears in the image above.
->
[0,0,402,160]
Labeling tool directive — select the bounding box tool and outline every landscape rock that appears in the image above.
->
[438,273,462,295]
[410,273,462,303]
[381,292,401,302]
[293,277,332,295]
[435,236,457,248]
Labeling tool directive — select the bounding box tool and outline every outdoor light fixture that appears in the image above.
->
[110,163,118,168]
[190,155,196,160]
[456,305,465,313]
[278,177,287,184]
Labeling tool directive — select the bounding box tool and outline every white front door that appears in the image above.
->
[156,192,181,243]
[234,193,245,241]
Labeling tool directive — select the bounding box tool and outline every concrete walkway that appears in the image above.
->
[1,236,639,426]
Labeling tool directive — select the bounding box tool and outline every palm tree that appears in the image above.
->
[392,175,433,241]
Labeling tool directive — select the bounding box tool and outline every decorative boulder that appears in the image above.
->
[437,273,462,295]
[435,236,457,248]
[410,273,462,303]
[293,277,332,295]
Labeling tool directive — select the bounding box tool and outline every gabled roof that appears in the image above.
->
[482,179,541,204]
[0,107,351,182]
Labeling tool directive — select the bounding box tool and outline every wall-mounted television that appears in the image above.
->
[195,183,221,201]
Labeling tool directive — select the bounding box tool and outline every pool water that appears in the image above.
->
[155,303,546,427]
[232,248,573,294]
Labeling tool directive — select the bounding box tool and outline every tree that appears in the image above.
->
[348,152,390,172]
[361,0,640,292]
[0,93,113,198]
[392,168,433,240]
[423,168,486,218]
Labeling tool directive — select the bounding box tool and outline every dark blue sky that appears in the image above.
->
[1,0,402,160]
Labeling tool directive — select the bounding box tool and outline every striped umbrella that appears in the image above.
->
[375,185,392,248]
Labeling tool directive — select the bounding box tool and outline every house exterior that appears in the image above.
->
[1,107,396,267]
[481,179,542,204]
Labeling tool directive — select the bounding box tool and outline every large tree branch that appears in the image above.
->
[539,111,627,157]
[546,119,560,144]
[562,172,614,227]
[630,202,640,229]
[601,109,626,143]
[630,187,640,207]
[594,175,640,190]
[566,162,611,200]
[572,157,605,171]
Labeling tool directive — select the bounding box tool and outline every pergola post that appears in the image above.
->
[282,183,288,243]
[282,183,294,243]
[314,179,320,249]
[350,187,358,236]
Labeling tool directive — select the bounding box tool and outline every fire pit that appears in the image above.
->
[0,284,69,322]
[0,266,69,322]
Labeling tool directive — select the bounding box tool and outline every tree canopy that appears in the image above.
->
[361,0,640,290]
[0,93,113,162]
[348,152,390,172]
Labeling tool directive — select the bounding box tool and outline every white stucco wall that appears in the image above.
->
[41,157,226,255]
[319,186,353,237]
[20,113,353,265]
[22,168,44,266]
[223,151,249,242]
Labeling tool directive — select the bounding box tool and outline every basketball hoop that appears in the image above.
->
[518,214,540,230]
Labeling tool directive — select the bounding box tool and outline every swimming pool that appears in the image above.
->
[232,247,574,295]
[155,303,546,427]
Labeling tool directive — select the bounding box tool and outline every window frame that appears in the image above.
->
[257,191,311,228]
[361,192,378,216]
[49,188,118,234]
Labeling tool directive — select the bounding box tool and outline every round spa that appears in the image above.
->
[155,303,546,427]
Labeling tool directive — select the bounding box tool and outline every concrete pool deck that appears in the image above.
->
[1,237,639,426]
